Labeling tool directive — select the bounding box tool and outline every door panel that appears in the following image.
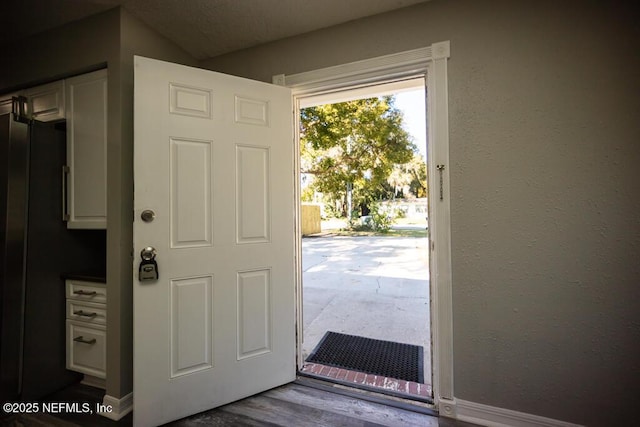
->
[236,145,271,243]
[169,275,213,378]
[133,56,295,427]
[169,137,212,248]
[237,268,271,359]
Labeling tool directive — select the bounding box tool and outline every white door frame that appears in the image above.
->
[273,41,455,416]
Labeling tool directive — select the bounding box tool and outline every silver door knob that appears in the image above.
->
[140,246,157,261]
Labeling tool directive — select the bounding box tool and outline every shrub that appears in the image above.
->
[394,207,407,219]
[369,202,393,233]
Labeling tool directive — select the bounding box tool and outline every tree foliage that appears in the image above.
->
[300,96,422,216]
[300,96,426,215]
[388,155,428,199]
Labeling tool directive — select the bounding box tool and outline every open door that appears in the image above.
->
[133,56,295,427]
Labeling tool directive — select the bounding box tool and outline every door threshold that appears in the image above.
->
[295,375,436,416]
[295,371,438,416]
[300,362,432,403]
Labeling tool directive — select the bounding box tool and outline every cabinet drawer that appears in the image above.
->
[66,300,106,325]
[66,320,106,378]
[66,280,106,304]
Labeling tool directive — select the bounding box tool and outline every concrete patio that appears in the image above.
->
[301,229,431,382]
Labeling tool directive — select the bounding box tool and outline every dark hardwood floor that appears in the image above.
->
[1,379,479,427]
[166,379,479,427]
[1,383,132,427]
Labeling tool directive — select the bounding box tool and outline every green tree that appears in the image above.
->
[407,155,428,198]
[300,96,416,217]
[387,155,428,199]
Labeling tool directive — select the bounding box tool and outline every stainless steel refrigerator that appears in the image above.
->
[0,97,106,402]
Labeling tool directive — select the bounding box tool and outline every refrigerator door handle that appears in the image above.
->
[62,165,70,221]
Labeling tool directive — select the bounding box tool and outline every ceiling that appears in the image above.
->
[2,0,429,60]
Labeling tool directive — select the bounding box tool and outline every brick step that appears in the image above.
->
[301,362,432,398]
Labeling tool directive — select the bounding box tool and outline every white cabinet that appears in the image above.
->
[8,69,108,229]
[64,69,108,229]
[65,280,107,387]
[24,80,65,122]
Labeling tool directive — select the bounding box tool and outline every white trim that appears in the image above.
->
[439,397,457,419]
[99,392,133,421]
[278,46,433,95]
[299,77,424,108]
[292,97,304,370]
[457,400,584,427]
[426,42,454,406]
[274,41,453,410]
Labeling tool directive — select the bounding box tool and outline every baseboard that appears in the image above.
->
[99,392,133,421]
[456,399,583,427]
[80,374,105,389]
[438,397,457,418]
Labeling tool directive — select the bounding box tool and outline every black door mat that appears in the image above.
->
[306,331,424,383]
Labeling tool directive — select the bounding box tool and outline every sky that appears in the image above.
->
[393,88,427,159]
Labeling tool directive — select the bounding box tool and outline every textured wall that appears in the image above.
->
[446,3,639,426]
[0,9,119,91]
[202,1,640,425]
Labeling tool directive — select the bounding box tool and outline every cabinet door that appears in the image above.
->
[24,80,65,122]
[65,69,107,229]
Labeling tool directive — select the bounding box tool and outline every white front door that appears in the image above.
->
[133,56,295,427]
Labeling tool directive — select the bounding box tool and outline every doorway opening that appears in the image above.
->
[296,78,432,402]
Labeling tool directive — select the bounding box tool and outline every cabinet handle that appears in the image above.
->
[62,165,70,221]
[73,310,98,318]
[73,290,97,296]
[73,336,96,345]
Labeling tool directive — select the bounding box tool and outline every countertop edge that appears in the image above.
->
[61,274,106,283]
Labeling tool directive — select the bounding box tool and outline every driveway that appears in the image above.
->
[302,234,431,378]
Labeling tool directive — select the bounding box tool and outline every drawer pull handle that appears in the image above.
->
[73,310,98,318]
[73,290,97,296]
[73,336,96,345]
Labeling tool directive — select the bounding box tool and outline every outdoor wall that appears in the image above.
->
[201,1,640,425]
